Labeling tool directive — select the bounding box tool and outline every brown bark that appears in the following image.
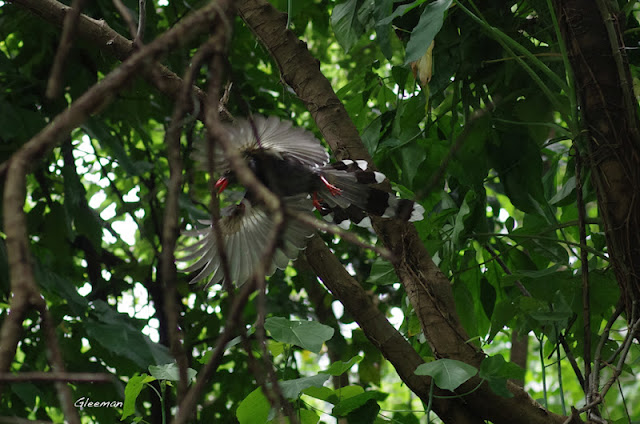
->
[554,0,640,316]
[510,330,529,388]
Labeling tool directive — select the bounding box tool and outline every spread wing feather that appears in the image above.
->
[194,115,329,174]
[177,194,314,288]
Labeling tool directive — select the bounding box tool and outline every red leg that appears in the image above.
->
[320,176,342,196]
[214,177,229,194]
[312,192,324,210]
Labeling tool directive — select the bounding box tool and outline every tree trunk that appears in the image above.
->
[554,0,640,319]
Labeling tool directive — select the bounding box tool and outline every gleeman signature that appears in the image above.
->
[74,397,124,408]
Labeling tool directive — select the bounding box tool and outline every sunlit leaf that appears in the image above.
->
[414,359,478,391]
[265,317,334,353]
[321,355,363,376]
[237,388,270,424]
[404,0,453,64]
[148,363,197,382]
[121,374,156,420]
[279,374,330,399]
[331,0,363,52]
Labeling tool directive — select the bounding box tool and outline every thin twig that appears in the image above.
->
[483,243,532,297]
[599,304,640,399]
[565,302,640,423]
[288,209,394,262]
[36,304,81,424]
[574,145,592,394]
[585,300,626,419]
[112,0,138,39]
[0,372,114,383]
[201,36,300,422]
[135,0,146,46]
[558,331,585,391]
[46,0,87,99]
[203,41,233,292]
[172,275,258,424]
[160,32,219,404]
[416,102,496,200]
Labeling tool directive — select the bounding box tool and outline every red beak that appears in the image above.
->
[214,177,229,194]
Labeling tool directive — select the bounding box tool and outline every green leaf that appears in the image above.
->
[414,359,478,391]
[373,0,394,58]
[479,355,524,398]
[86,301,173,368]
[490,137,547,214]
[488,300,516,343]
[404,0,453,64]
[331,0,363,52]
[237,388,270,424]
[480,277,497,320]
[480,355,524,380]
[35,266,88,315]
[268,340,286,357]
[74,204,103,248]
[264,317,334,353]
[502,264,562,283]
[335,385,365,399]
[367,258,398,285]
[549,176,576,205]
[321,355,363,376]
[279,374,330,399]
[302,386,337,403]
[377,0,429,26]
[452,192,473,242]
[333,391,387,416]
[399,142,427,186]
[361,116,383,155]
[346,398,381,424]
[121,374,156,420]
[299,408,320,424]
[148,363,197,382]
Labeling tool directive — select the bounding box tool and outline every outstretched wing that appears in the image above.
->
[194,115,330,174]
[177,194,315,288]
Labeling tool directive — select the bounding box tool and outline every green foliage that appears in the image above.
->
[1,0,639,422]
[236,387,271,424]
[415,359,477,391]
[264,317,335,353]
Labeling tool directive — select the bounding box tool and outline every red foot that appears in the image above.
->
[312,192,324,210]
[215,177,229,194]
[320,176,342,196]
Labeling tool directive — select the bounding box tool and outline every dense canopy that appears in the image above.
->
[1,0,639,423]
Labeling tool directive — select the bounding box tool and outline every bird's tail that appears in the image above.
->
[315,160,424,228]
